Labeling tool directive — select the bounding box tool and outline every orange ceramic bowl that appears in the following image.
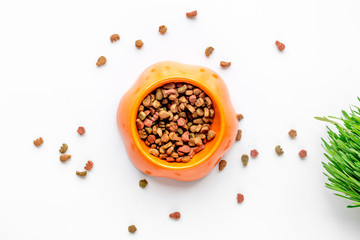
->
[117,61,237,181]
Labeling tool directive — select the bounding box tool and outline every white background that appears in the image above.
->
[1,0,360,239]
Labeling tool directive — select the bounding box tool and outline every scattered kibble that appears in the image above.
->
[169,211,181,219]
[110,34,120,42]
[76,171,87,177]
[235,129,242,141]
[128,225,137,233]
[218,159,227,171]
[205,46,214,57]
[236,114,244,121]
[33,137,44,147]
[96,56,106,66]
[299,149,307,159]
[135,40,143,49]
[77,126,86,135]
[159,25,167,34]
[237,193,244,203]
[60,154,71,162]
[59,143,68,153]
[275,145,284,155]
[250,149,259,158]
[84,160,93,171]
[288,129,297,138]
[139,179,148,188]
[241,154,249,166]
[186,10,197,18]
[220,61,231,68]
[275,40,285,51]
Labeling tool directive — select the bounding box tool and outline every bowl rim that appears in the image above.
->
[130,76,226,170]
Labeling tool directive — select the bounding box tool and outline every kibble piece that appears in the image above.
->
[76,171,87,177]
[218,160,227,171]
[169,211,181,219]
[275,40,285,51]
[149,148,160,157]
[159,25,167,34]
[60,154,71,162]
[237,193,244,203]
[275,145,284,155]
[33,137,44,147]
[288,129,297,138]
[241,154,249,166]
[135,39,143,49]
[110,34,120,42]
[250,149,259,158]
[77,126,86,135]
[207,130,216,141]
[186,10,197,18]
[220,61,231,68]
[235,129,242,141]
[205,46,214,57]
[139,179,148,188]
[128,225,137,233]
[299,149,307,159]
[84,160,93,171]
[236,114,244,121]
[96,56,106,66]
[59,143,68,153]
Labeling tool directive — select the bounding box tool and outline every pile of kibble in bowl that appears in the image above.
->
[136,82,216,163]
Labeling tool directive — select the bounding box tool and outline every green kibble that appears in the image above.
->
[177,128,184,135]
[241,154,249,166]
[156,88,163,100]
[138,111,147,121]
[145,127,152,134]
[189,133,195,139]
[139,179,148,188]
[187,122,193,127]
[177,85,187,94]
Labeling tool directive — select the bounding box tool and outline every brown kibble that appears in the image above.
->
[149,148,160,157]
[275,40,285,51]
[218,160,227,171]
[207,130,216,141]
[250,149,259,158]
[96,56,106,66]
[237,193,244,203]
[186,10,197,18]
[288,129,297,138]
[76,171,87,177]
[135,39,143,49]
[84,160,93,171]
[241,154,249,166]
[77,126,86,135]
[205,46,214,57]
[235,129,242,141]
[275,145,284,155]
[299,149,307,159]
[60,154,71,162]
[236,114,244,121]
[59,143,68,153]
[159,25,167,34]
[128,225,137,233]
[139,179,148,188]
[169,211,181,219]
[110,34,120,42]
[33,137,44,147]
[220,61,231,68]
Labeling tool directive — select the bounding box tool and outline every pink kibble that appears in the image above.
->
[176,83,184,88]
[189,95,196,104]
[144,118,153,127]
[147,135,156,143]
[250,149,259,158]
[178,145,191,153]
[163,83,175,89]
[177,117,186,127]
[149,107,155,115]
[136,119,144,129]
[164,89,177,96]
[144,110,150,116]
[181,131,189,142]
[299,149,307,159]
[237,193,244,203]
[150,112,159,121]
[166,157,175,162]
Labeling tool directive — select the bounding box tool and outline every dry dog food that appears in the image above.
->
[288,129,297,138]
[110,34,120,42]
[77,126,86,135]
[220,61,231,68]
[241,154,249,166]
[136,83,216,163]
[236,113,244,121]
[139,179,148,188]
[250,149,259,158]
[275,40,285,51]
[299,149,307,158]
[275,145,284,155]
[96,56,106,66]
[60,154,71,162]
[218,159,227,171]
[169,211,181,219]
[59,143,68,153]
[76,171,87,176]
[235,129,242,141]
[84,160,93,171]
[135,40,143,49]
[159,25,167,34]
[128,225,137,233]
[33,137,44,147]
[205,46,214,57]
[237,193,244,203]
[186,10,197,18]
